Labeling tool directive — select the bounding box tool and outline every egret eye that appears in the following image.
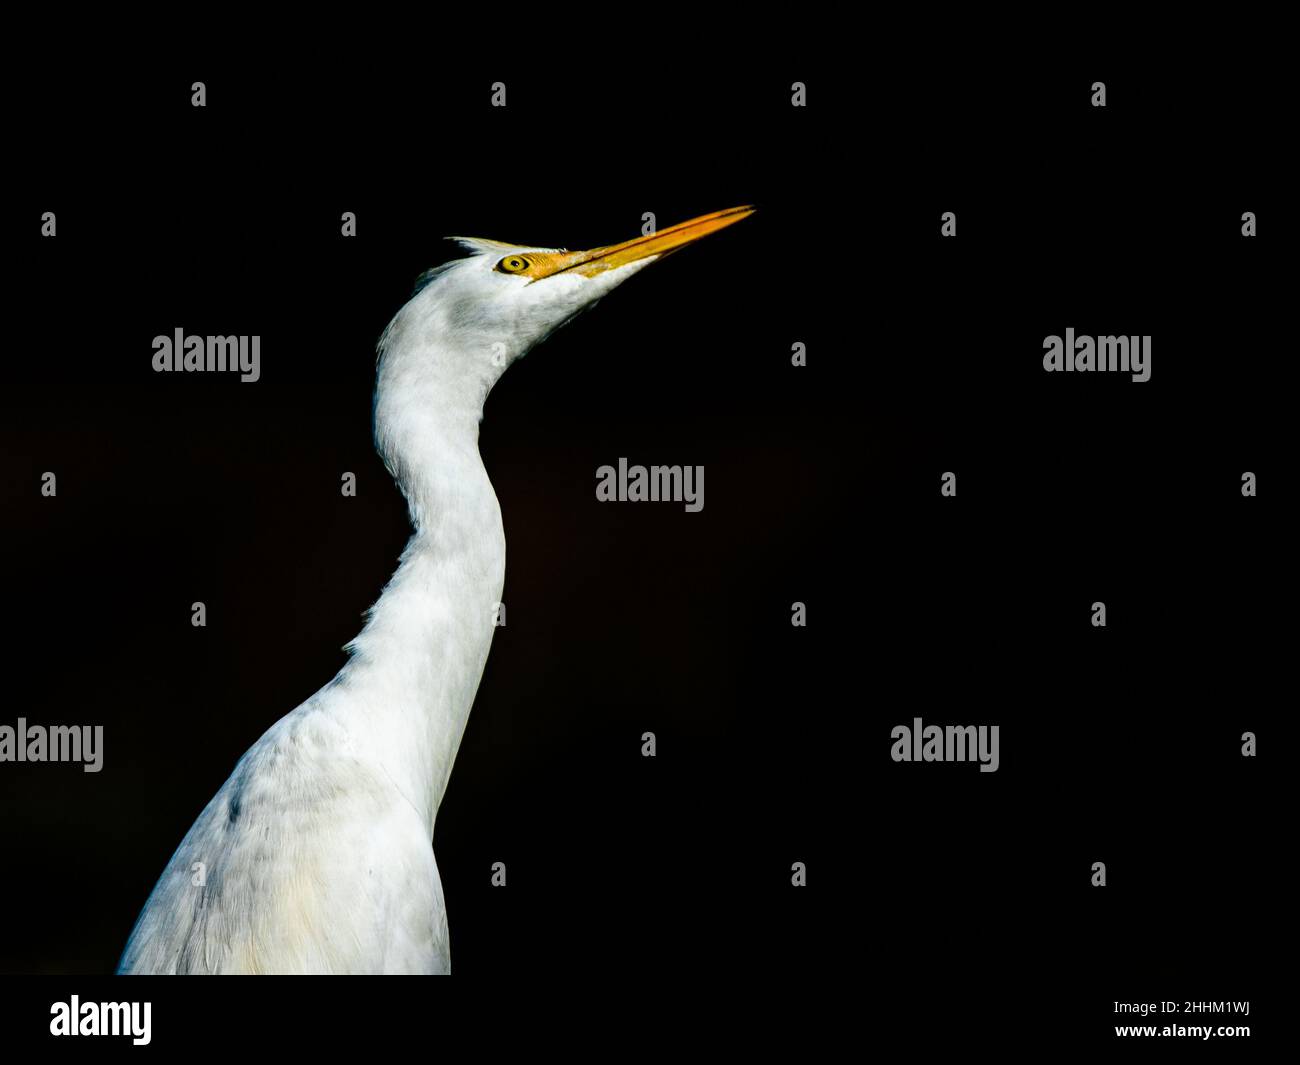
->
[497,255,530,274]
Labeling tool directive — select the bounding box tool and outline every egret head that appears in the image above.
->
[375,206,755,427]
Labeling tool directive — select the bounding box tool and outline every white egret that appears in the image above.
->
[118,206,754,974]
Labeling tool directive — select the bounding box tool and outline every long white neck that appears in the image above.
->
[327,318,506,836]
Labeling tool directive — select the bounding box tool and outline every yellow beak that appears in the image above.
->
[522,205,755,280]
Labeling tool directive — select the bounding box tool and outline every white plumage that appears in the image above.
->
[118,208,752,974]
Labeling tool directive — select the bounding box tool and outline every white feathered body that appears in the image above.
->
[118,505,505,973]
[117,707,450,974]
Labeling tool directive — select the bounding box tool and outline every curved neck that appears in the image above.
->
[328,331,506,834]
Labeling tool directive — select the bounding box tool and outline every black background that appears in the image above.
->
[1,39,1286,1052]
